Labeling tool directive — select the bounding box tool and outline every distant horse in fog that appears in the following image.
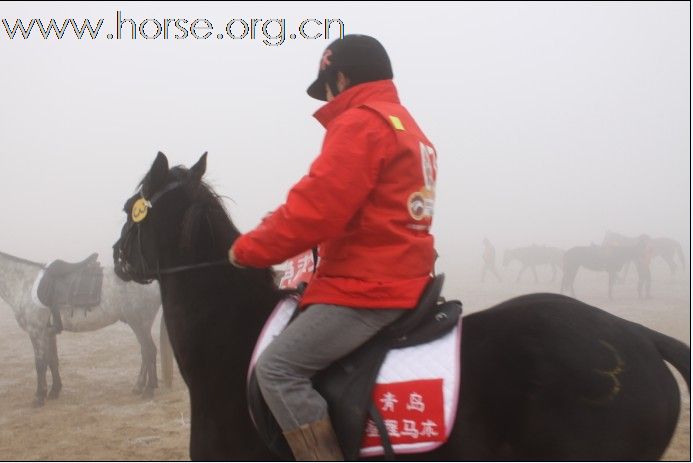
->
[503,245,564,283]
[603,231,686,278]
[561,244,645,299]
[0,251,172,406]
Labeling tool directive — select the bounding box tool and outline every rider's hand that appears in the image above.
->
[228,245,245,269]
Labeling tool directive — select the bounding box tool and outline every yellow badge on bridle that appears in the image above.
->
[131,197,150,223]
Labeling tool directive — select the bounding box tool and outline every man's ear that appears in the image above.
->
[337,71,350,91]
[190,152,207,184]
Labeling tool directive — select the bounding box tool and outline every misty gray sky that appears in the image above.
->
[0,1,689,275]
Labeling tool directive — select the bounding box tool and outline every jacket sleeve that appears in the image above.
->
[232,109,394,268]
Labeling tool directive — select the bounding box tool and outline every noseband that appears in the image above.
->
[116,180,231,281]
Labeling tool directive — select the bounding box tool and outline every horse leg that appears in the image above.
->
[159,315,174,388]
[619,261,629,284]
[663,254,676,277]
[493,266,502,283]
[637,262,652,299]
[29,334,48,407]
[46,332,62,399]
[561,266,576,295]
[131,323,157,398]
[130,326,147,395]
[517,266,526,283]
[144,327,158,396]
[608,271,615,299]
[531,266,539,284]
[565,266,577,296]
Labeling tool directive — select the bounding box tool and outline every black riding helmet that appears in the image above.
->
[307,34,393,101]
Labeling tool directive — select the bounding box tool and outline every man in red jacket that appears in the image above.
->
[229,34,437,461]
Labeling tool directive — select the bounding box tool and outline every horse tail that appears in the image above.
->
[159,310,174,388]
[640,325,690,393]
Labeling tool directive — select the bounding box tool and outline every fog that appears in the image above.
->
[0,3,690,460]
[1,1,689,279]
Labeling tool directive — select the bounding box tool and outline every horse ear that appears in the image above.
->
[190,152,207,183]
[152,151,169,172]
[145,151,169,194]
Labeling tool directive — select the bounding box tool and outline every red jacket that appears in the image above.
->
[233,79,437,309]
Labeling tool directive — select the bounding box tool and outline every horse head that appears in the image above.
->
[113,151,237,284]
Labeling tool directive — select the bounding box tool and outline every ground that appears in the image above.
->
[0,260,689,460]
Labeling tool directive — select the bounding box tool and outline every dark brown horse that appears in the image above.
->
[560,244,647,299]
[503,245,564,283]
[113,152,690,460]
[603,231,686,279]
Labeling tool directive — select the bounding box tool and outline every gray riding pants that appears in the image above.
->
[255,304,405,431]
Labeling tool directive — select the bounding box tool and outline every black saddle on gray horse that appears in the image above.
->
[37,253,104,310]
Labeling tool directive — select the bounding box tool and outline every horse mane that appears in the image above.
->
[0,250,45,268]
[166,166,280,289]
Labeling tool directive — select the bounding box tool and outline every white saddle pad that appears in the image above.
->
[31,267,47,307]
[249,297,462,457]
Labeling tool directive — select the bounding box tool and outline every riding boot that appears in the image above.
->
[283,417,344,461]
[49,306,63,334]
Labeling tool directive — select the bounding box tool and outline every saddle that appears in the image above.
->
[247,274,462,460]
[37,253,104,310]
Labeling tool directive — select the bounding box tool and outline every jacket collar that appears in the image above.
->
[313,79,400,128]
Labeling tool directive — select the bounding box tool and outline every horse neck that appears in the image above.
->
[163,264,281,357]
[159,265,282,456]
[0,252,42,310]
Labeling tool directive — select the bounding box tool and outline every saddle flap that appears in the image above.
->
[381,274,445,340]
[392,299,462,349]
[247,286,463,461]
[313,339,391,460]
[45,253,99,277]
[36,254,104,309]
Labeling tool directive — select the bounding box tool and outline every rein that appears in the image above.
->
[147,259,232,278]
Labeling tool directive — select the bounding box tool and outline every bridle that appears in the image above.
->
[115,180,231,282]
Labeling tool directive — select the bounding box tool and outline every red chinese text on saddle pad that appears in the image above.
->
[363,378,446,448]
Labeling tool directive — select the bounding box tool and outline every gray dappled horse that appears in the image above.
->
[0,251,170,406]
[503,245,564,283]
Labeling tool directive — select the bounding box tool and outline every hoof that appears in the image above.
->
[48,387,61,400]
[141,388,155,400]
[33,396,45,408]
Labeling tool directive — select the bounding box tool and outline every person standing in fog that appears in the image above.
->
[482,237,502,283]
